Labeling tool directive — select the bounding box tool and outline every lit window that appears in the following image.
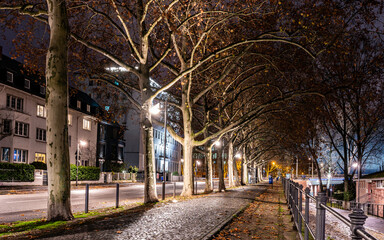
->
[34,153,46,163]
[1,148,10,162]
[68,114,72,125]
[377,180,384,188]
[25,79,30,89]
[15,121,29,137]
[40,86,45,95]
[77,100,81,109]
[87,104,90,112]
[14,149,28,163]
[6,72,13,82]
[83,119,91,130]
[6,95,23,111]
[36,128,46,142]
[37,104,46,118]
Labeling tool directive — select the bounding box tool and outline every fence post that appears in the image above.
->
[304,187,310,240]
[173,182,176,198]
[298,185,303,233]
[116,183,120,208]
[315,192,327,240]
[293,183,298,227]
[85,184,89,213]
[349,208,368,240]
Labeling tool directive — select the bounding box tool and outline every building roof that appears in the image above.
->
[0,53,102,117]
[361,170,384,180]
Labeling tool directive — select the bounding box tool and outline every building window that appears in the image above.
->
[34,153,46,163]
[15,121,29,137]
[100,125,106,140]
[99,143,106,158]
[377,180,384,188]
[83,119,91,130]
[14,149,28,163]
[87,104,91,112]
[2,119,11,134]
[6,71,13,83]
[1,148,10,162]
[36,128,46,142]
[25,79,30,89]
[68,114,72,125]
[6,95,24,111]
[37,104,46,118]
[118,146,124,160]
[40,85,46,95]
[77,100,81,109]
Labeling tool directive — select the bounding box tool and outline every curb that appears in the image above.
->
[198,203,250,240]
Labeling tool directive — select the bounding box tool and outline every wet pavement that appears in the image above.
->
[37,185,267,240]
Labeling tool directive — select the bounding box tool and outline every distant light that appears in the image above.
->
[105,66,128,72]
[114,81,119,86]
[214,141,221,147]
[235,153,241,158]
[172,199,178,203]
[352,163,358,168]
[181,159,184,163]
[196,160,201,166]
[79,140,87,147]
[105,106,110,111]
[150,103,161,115]
[327,173,332,178]
[272,162,276,165]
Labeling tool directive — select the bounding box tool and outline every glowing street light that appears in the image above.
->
[352,162,361,208]
[235,153,242,158]
[214,141,221,147]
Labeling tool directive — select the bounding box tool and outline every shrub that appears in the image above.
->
[172,171,179,176]
[128,166,138,173]
[30,161,47,170]
[70,164,100,181]
[110,162,125,173]
[0,162,35,182]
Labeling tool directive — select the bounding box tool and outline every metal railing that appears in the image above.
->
[350,201,384,218]
[282,178,377,240]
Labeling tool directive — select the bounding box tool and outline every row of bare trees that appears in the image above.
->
[1,0,383,221]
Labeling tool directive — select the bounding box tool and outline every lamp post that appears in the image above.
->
[99,158,105,172]
[150,100,168,200]
[352,162,360,208]
[76,140,87,186]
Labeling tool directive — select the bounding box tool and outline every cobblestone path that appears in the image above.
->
[41,185,267,240]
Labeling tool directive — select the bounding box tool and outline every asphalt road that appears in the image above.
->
[0,181,208,223]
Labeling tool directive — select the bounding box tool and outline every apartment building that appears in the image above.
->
[0,53,100,166]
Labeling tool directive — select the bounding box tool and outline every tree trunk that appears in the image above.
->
[46,0,73,221]
[241,147,248,185]
[142,110,158,203]
[218,147,226,191]
[181,137,194,196]
[233,157,241,186]
[204,147,213,193]
[228,140,235,187]
[140,66,158,203]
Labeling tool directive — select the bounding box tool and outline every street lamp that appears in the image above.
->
[76,140,87,186]
[150,100,168,200]
[352,162,361,208]
[235,153,241,159]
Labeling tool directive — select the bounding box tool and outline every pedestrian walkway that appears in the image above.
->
[12,184,267,240]
[212,181,298,240]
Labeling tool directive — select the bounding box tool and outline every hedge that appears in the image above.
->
[0,162,35,182]
[30,161,47,170]
[70,164,100,181]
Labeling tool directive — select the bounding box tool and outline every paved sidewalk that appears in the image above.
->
[212,182,298,240]
[4,184,267,240]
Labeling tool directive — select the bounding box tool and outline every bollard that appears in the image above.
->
[349,208,368,240]
[195,180,197,194]
[298,185,303,234]
[85,184,89,213]
[116,183,120,208]
[304,187,310,240]
[315,192,327,240]
[162,181,166,200]
[173,182,176,198]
